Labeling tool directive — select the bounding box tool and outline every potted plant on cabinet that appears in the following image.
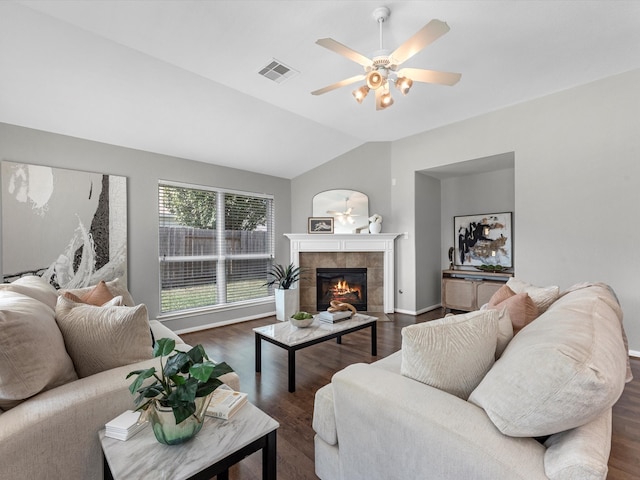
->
[127,338,234,445]
[264,263,302,321]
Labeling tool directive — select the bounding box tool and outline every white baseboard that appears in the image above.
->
[629,349,640,358]
[172,311,275,335]
[394,304,442,316]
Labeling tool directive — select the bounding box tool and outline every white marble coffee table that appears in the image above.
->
[99,402,278,480]
[254,314,377,392]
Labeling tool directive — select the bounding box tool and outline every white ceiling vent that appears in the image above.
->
[258,59,299,84]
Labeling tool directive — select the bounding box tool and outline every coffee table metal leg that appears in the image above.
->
[217,470,229,480]
[336,335,342,344]
[255,334,262,372]
[263,429,277,480]
[288,349,296,392]
[371,322,377,356]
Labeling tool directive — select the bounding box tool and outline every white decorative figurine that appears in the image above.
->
[368,213,383,234]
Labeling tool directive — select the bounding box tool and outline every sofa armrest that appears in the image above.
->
[150,319,185,344]
[544,409,612,480]
[0,353,240,480]
[148,320,240,391]
[330,363,547,480]
[0,357,162,480]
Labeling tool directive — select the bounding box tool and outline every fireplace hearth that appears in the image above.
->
[316,268,367,311]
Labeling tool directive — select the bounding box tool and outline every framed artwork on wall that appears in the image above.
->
[308,217,334,234]
[454,212,512,268]
[1,161,127,288]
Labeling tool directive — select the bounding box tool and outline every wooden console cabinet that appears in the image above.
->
[442,269,512,312]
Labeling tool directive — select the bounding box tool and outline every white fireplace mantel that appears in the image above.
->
[284,233,401,313]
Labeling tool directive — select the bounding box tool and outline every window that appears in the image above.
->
[158,181,274,314]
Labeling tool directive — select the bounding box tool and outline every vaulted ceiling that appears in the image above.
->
[1,1,639,178]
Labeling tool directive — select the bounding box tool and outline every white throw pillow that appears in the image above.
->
[401,310,499,399]
[0,291,77,410]
[55,295,152,378]
[506,277,559,313]
[469,287,628,437]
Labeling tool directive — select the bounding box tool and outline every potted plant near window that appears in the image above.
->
[264,263,302,321]
[127,338,234,445]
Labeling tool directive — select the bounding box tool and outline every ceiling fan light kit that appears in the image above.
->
[312,6,461,111]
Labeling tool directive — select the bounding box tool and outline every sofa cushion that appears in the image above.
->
[401,310,499,399]
[0,291,78,410]
[0,275,59,311]
[489,290,539,334]
[61,277,135,307]
[469,286,628,437]
[55,295,153,378]
[506,277,559,313]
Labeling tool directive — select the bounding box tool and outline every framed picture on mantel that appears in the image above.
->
[454,212,512,268]
[308,217,334,234]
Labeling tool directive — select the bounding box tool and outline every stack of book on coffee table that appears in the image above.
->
[318,310,353,323]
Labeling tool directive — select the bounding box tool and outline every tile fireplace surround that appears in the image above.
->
[285,234,400,313]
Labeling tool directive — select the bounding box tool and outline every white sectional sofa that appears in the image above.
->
[313,282,632,480]
[0,276,239,480]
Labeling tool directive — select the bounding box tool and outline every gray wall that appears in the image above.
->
[0,123,291,331]
[390,69,640,352]
[413,172,441,313]
[439,167,516,270]
[291,142,392,233]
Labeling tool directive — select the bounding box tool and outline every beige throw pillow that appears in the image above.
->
[495,307,514,358]
[55,296,152,378]
[0,275,59,311]
[0,291,78,410]
[401,310,499,399]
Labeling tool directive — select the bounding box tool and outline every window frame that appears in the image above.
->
[158,180,275,317]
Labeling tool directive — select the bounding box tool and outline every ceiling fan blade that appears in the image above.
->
[390,19,450,66]
[316,38,373,68]
[397,68,461,86]
[311,74,365,95]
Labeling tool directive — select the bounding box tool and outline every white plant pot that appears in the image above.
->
[275,288,298,321]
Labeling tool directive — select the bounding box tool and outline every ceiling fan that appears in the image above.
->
[311,6,461,110]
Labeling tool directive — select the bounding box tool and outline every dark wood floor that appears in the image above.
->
[181,310,640,480]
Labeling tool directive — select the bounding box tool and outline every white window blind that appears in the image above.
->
[158,182,274,314]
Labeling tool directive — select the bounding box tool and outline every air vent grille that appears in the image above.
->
[258,59,299,84]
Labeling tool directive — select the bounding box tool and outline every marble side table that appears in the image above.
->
[99,402,279,480]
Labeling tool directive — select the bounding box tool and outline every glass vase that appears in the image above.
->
[147,394,212,445]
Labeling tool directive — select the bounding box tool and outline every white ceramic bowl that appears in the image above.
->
[289,316,314,328]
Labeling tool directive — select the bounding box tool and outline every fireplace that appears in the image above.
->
[316,268,367,311]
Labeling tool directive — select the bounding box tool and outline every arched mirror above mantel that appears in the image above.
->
[312,189,369,234]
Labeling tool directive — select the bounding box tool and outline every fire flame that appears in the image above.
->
[330,280,360,296]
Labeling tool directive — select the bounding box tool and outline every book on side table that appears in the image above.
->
[206,384,248,420]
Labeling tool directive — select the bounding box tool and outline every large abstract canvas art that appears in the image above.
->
[1,161,127,288]
[454,212,512,268]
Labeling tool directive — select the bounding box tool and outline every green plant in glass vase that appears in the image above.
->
[127,338,233,444]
